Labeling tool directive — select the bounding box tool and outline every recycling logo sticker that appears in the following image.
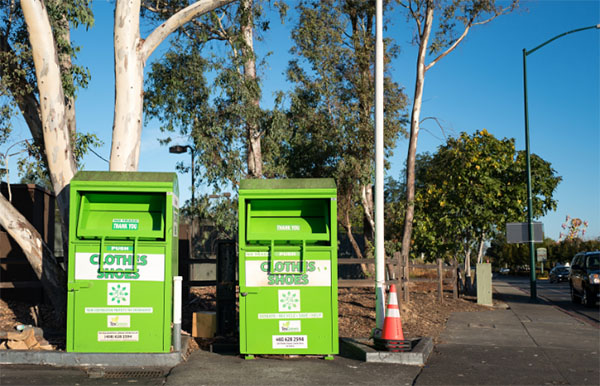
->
[107,282,130,306]
[278,289,300,312]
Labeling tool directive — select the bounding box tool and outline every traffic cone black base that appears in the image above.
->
[373,337,412,352]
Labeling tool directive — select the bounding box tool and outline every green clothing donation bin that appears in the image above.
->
[239,179,338,358]
[67,171,179,353]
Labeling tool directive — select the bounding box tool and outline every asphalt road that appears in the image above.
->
[497,275,599,326]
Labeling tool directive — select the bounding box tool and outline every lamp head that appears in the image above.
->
[169,145,187,154]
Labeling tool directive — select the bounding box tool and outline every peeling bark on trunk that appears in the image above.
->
[109,0,234,171]
[110,0,144,171]
[465,247,472,291]
[241,0,263,178]
[0,189,67,315]
[399,3,433,280]
[21,0,76,237]
[361,184,375,256]
[477,233,486,264]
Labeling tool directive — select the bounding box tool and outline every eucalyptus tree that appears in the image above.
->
[144,0,285,183]
[284,0,408,259]
[0,0,232,315]
[1,0,94,313]
[397,0,518,279]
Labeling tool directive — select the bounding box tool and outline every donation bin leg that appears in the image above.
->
[173,276,182,352]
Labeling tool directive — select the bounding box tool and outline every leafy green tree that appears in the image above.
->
[0,0,231,316]
[398,0,518,279]
[144,0,287,187]
[144,0,289,239]
[284,0,408,258]
[0,0,95,314]
[387,131,561,269]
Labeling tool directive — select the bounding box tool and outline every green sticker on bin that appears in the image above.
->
[112,219,139,230]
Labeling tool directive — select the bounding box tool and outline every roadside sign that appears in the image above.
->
[506,222,544,244]
[536,248,547,262]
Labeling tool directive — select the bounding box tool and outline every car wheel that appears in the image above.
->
[570,284,581,304]
[582,287,596,307]
[549,277,555,284]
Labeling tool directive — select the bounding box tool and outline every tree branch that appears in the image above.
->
[425,22,470,72]
[424,3,516,72]
[141,0,235,63]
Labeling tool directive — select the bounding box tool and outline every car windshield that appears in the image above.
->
[588,253,599,270]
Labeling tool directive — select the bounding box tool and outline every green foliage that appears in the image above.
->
[144,1,287,189]
[1,0,95,187]
[283,0,408,234]
[386,130,561,262]
[16,132,102,189]
[428,0,517,55]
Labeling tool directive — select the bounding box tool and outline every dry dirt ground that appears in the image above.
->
[0,282,489,352]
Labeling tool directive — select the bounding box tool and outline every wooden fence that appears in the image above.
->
[338,254,459,303]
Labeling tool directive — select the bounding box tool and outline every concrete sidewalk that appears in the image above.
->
[1,280,598,385]
[414,280,600,385]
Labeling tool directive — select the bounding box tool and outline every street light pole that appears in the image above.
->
[522,24,599,302]
[169,144,196,207]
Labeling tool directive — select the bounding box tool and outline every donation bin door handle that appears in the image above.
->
[98,236,140,274]
[68,281,93,292]
[240,290,260,297]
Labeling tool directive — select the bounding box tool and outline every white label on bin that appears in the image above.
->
[85,307,152,314]
[107,282,130,305]
[276,225,300,231]
[98,331,139,342]
[278,290,300,312]
[258,312,322,319]
[107,315,130,328]
[279,320,301,333]
[74,253,165,281]
[272,335,307,349]
[245,252,269,257]
[112,218,139,230]
[245,260,331,287]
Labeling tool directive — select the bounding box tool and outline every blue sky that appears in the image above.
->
[3,0,599,241]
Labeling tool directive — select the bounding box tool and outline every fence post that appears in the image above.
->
[216,240,237,336]
[403,258,410,303]
[437,258,443,303]
[452,258,458,299]
[393,252,402,299]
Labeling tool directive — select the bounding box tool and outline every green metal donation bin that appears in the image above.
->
[67,171,179,353]
[239,179,338,358]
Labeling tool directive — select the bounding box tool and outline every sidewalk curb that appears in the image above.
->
[0,336,189,368]
[340,337,432,365]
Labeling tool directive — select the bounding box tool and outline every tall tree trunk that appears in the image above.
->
[21,0,76,237]
[240,0,262,178]
[477,233,486,264]
[0,194,67,316]
[110,0,144,171]
[109,0,234,172]
[465,246,472,291]
[361,184,375,255]
[399,2,433,280]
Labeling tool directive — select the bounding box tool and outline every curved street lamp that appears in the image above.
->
[522,24,599,301]
[169,144,196,207]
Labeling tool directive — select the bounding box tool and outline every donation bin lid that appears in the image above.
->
[72,171,177,188]
[71,171,178,240]
[240,178,335,191]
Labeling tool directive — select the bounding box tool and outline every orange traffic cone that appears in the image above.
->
[381,284,404,341]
